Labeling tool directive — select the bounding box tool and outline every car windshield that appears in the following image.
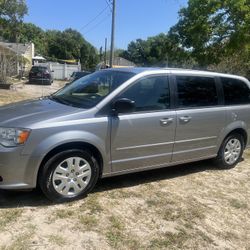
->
[51,70,135,109]
[31,66,47,73]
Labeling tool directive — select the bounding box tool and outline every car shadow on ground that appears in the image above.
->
[0,159,229,208]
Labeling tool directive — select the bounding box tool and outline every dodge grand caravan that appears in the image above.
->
[0,68,249,202]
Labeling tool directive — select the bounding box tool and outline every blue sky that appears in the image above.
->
[24,0,187,50]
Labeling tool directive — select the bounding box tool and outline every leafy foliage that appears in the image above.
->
[120,33,195,68]
[122,0,250,78]
[0,0,28,42]
[0,1,98,70]
[169,0,250,66]
[18,26,99,70]
[43,29,99,70]
[19,22,46,55]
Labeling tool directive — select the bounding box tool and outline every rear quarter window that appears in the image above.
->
[176,75,218,108]
[221,77,250,105]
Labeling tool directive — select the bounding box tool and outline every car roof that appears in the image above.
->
[104,67,249,83]
[32,66,48,69]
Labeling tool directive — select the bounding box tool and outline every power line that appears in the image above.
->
[105,0,112,12]
[83,13,111,35]
[80,5,109,31]
[109,0,116,68]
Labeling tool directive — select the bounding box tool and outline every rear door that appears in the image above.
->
[172,74,226,162]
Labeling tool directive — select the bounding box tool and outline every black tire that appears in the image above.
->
[38,149,99,202]
[215,133,244,169]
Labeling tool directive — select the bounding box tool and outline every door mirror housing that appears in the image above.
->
[112,98,135,115]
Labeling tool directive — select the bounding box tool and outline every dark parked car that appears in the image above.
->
[29,66,53,85]
[70,71,90,82]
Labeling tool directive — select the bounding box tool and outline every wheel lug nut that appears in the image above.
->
[73,178,77,181]
[66,174,69,177]
[76,172,79,176]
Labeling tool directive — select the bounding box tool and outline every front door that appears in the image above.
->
[110,75,176,173]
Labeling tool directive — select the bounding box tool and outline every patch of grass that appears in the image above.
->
[106,215,140,249]
[106,216,125,248]
[48,234,67,247]
[78,214,98,230]
[52,209,75,220]
[82,194,103,214]
[196,230,214,244]
[106,230,124,249]
[145,193,176,209]
[163,203,205,222]
[150,229,189,249]
[243,149,250,157]
[0,209,23,228]
[133,205,144,216]
[146,199,160,207]
[109,215,125,231]
[229,199,248,209]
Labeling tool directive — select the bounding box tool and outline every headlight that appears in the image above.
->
[0,127,31,147]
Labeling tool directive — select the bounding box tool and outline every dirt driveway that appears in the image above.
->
[0,81,65,106]
[0,82,250,249]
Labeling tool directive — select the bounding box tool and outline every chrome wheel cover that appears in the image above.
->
[52,157,92,196]
[224,138,241,165]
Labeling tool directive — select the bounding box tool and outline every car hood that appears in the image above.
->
[0,98,85,128]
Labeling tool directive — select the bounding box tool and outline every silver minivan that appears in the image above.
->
[0,68,250,202]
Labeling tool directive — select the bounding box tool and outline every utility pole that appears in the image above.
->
[104,38,107,66]
[99,46,103,61]
[109,0,116,68]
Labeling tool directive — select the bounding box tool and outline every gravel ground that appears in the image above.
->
[0,82,249,250]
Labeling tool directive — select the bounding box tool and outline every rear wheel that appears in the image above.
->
[39,149,99,202]
[215,133,244,169]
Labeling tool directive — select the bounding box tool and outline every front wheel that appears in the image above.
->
[39,149,99,202]
[215,134,244,169]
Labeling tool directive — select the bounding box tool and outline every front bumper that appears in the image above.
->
[0,145,40,190]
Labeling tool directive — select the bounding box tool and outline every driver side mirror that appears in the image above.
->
[112,98,135,115]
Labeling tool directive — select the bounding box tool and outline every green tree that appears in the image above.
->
[45,28,99,70]
[80,41,99,70]
[169,0,250,67]
[121,33,194,68]
[19,22,46,55]
[0,0,28,42]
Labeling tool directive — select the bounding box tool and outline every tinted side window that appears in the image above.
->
[176,76,218,108]
[221,77,250,105]
[118,75,170,112]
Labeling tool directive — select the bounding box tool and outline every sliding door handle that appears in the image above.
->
[160,118,174,126]
[179,116,191,123]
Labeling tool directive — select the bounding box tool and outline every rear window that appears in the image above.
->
[221,77,250,105]
[176,75,218,108]
[31,66,47,73]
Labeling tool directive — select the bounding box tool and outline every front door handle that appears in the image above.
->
[160,118,173,126]
[179,116,192,123]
